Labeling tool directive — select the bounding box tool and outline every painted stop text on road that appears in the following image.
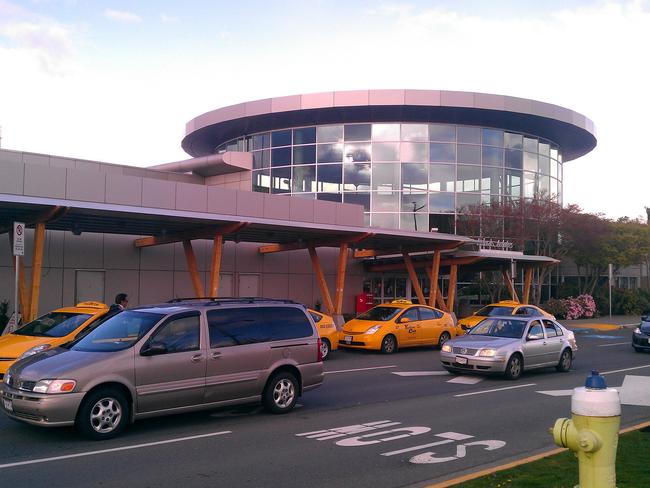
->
[296,419,506,464]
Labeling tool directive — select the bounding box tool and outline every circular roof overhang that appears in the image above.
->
[182,90,596,161]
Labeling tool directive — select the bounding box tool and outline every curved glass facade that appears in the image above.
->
[216,123,563,237]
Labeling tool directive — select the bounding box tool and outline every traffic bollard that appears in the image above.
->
[551,370,620,488]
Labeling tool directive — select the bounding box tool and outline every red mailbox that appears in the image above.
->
[355,293,374,314]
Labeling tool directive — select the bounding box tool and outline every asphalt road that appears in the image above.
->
[1,327,649,488]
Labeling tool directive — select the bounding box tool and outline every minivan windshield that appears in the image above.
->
[71,311,164,352]
[356,306,401,322]
[475,305,515,316]
[14,312,92,338]
[469,318,526,339]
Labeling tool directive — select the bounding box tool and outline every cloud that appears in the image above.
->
[160,13,179,24]
[104,9,142,23]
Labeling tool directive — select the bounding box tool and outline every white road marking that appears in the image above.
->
[454,383,536,397]
[0,431,232,470]
[597,342,633,347]
[325,365,397,374]
[446,376,484,385]
[535,389,573,396]
[392,371,450,377]
[382,432,474,456]
[601,364,650,375]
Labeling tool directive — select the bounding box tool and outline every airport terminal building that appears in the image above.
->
[0,90,597,320]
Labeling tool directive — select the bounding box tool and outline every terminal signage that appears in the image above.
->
[13,222,25,256]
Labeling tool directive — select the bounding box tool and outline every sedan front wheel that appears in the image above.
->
[504,354,523,380]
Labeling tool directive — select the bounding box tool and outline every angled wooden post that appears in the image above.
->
[28,223,46,321]
[403,252,425,305]
[428,250,441,307]
[334,243,348,315]
[436,288,449,312]
[502,269,519,302]
[448,264,458,313]
[523,267,533,304]
[308,247,335,315]
[182,240,205,298]
[208,235,224,297]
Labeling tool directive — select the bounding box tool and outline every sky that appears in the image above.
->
[0,0,648,220]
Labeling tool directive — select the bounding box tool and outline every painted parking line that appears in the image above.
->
[392,371,450,377]
[446,376,484,385]
[601,364,650,375]
[325,365,397,375]
[597,342,633,347]
[454,383,536,398]
[0,431,232,470]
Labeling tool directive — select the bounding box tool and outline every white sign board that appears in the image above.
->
[13,222,25,256]
[3,312,21,335]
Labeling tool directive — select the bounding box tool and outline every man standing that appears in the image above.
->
[109,293,128,313]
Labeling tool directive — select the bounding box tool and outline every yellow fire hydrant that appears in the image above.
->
[551,370,621,488]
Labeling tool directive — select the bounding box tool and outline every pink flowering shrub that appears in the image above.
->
[543,294,597,320]
[576,294,597,318]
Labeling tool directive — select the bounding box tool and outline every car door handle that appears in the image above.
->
[211,352,222,359]
[190,354,204,363]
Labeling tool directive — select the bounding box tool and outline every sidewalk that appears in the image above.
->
[559,314,640,331]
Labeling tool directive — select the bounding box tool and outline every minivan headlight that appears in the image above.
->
[441,344,452,353]
[634,328,641,334]
[365,325,382,334]
[32,379,76,394]
[17,344,52,361]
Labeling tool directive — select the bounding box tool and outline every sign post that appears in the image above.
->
[608,263,613,319]
[11,222,25,332]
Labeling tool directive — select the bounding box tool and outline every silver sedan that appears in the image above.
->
[440,316,577,380]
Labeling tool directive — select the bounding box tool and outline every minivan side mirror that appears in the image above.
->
[141,342,168,356]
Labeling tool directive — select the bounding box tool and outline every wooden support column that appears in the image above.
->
[8,233,29,319]
[428,250,441,307]
[182,240,205,298]
[28,223,45,321]
[308,247,335,315]
[522,268,533,304]
[208,235,224,297]
[502,269,519,302]
[403,252,425,305]
[447,264,458,313]
[436,289,449,312]
[334,243,348,315]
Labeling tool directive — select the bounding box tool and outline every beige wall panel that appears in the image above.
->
[263,195,291,220]
[75,160,101,172]
[139,270,174,304]
[0,149,23,165]
[314,200,338,225]
[105,270,140,307]
[42,230,64,268]
[288,274,313,308]
[104,234,141,270]
[173,240,208,272]
[172,271,206,300]
[286,250,313,274]
[236,191,264,217]
[140,244,174,271]
[0,267,14,309]
[221,242,236,272]
[262,251,289,273]
[66,169,106,202]
[62,268,75,305]
[23,153,49,166]
[261,273,289,299]
[38,268,64,312]
[290,198,314,223]
[0,160,24,195]
[142,179,176,209]
[207,187,238,215]
[106,173,142,206]
[235,243,263,273]
[24,164,66,198]
[0,234,12,267]
[176,182,207,212]
[64,233,104,269]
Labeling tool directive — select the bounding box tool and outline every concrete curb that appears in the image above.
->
[426,420,650,488]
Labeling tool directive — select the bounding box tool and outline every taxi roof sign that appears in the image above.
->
[75,301,108,309]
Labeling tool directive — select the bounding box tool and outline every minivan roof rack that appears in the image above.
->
[166,297,300,306]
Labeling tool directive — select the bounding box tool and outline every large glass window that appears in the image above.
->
[317,143,343,163]
[430,143,455,163]
[271,130,292,147]
[317,164,342,192]
[252,133,270,150]
[482,129,503,147]
[371,212,399,229]
[429,164,455,192]
[271,147,291,167]
[482,146,503,166]
[293,127,316,145]
[482,167,502,195]
[344,124,371,141]
[373,142,400,161]
[457,126,480,144]
[293,145,316,165]
[372,191,399,212]
[253,169,270,193]
[372,123,400,141]
[504,132,523,150]
[344,192,370,211]
[401,212,428,232]
[317,125,343,143]
[401,124,428,142]
[373,163,400,191]
[523,137,538,153]
[505,149,523,169]
[429,192,455,213]
[344,143,371,162]
[402,163,428,191]
[401,142,428,162]
[401,191,427,212]
[429,124,455,142]
[523,172,537,198]
[539,155,550,175]
[458,144,481,165]
[457,165,481,192]
[343,163,371,191]
[253,150,270,169]
[293,165,316,193]
[523,152,537,172]
[271,167,291,193]
[505,169,522,197]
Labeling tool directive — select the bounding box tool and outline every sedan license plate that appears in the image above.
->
[344,335,353,343]
[456,356,468,365]
[3,398,13,412]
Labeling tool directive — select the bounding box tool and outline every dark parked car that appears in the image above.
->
[632,317,650,352]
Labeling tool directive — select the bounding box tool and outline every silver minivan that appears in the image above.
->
[1,299,324,439]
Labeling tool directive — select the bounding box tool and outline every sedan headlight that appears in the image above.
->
[32,379,76,394]
[478,348,498,357]
[441,344,452,353]
[365,325,382,334]
[634,328,641,334]
[17,344,52,361]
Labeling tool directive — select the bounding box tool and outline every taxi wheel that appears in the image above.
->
[438,332,451,348]
[321,339,331,360]
[380,335,397,354]
[76,388,129,440]
[504,354,523,380]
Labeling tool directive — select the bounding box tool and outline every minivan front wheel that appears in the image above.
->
[263,372,298,414]
[76,388,129,440]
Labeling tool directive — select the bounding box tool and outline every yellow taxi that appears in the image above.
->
[338,300,456,354]
[308,309,339,360]
[457,300,555,332]
[0,301,109,378]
